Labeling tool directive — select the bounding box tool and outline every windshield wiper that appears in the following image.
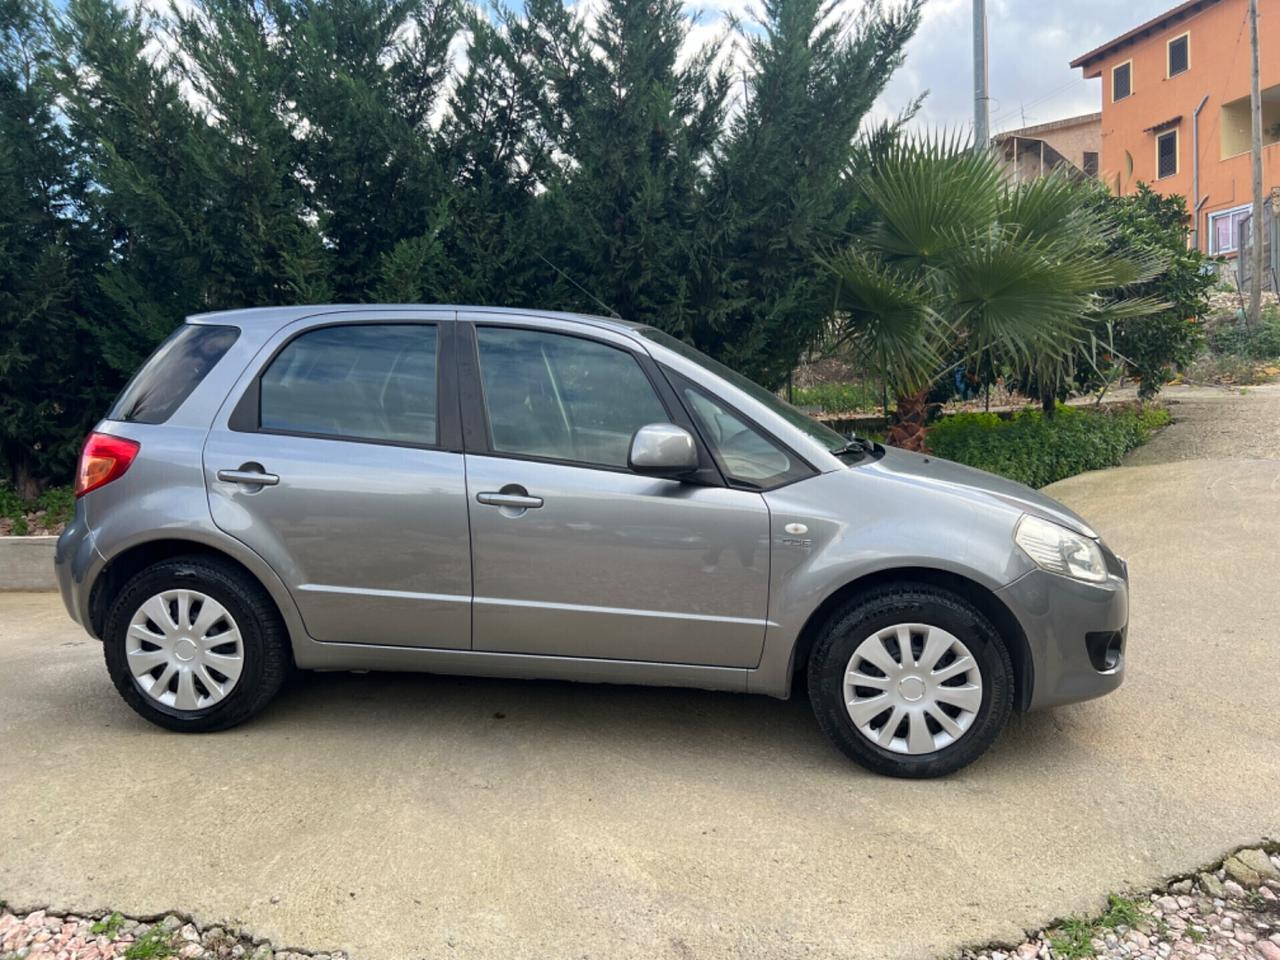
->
[832,436,878,461]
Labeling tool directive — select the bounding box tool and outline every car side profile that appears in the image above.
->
[55,306,1129,778]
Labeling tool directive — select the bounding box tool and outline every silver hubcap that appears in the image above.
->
[843,623,983,755]
[126,590,244,711]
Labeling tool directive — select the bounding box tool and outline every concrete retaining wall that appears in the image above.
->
[0,536,58,591]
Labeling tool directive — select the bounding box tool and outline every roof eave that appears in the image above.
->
[1070,0,1220,72]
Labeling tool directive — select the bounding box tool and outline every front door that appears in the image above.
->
[460,320,771,668]
[204,316,472,649]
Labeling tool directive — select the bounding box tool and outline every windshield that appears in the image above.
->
[637,328,849,453]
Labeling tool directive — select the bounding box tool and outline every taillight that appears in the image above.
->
[76,432,140,498]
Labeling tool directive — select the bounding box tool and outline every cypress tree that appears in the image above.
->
[706,0,923,387]
[523,0,730,324]
[54,0,225,376]
[266,0,460,301]
[0,0,108,494]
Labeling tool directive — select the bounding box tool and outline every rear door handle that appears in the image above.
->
[476,492,543,509]
[217,468,280,486]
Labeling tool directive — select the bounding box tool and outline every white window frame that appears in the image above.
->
[1112,60,1133,102]
[1167,32,1190,78]
[1207,204,1253,255]
[1155,128,1179,179]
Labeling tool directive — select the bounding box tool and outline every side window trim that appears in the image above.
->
[456,321,724,485]
[661,367,818,491]
[228,320,460,452]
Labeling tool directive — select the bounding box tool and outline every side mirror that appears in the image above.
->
[628,423,698,478]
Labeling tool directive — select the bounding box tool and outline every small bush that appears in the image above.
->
[0,483,75,535]
[1184,352,1269,386]
[92,912,126,937]
[1207,307,1280,359]
[124,927,176,960]
[927,404,1170,488]
[790,381,882,414]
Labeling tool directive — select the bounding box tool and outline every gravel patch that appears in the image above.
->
[959,847,1280,960]
[0,908,346,960]
[1122,383,1280,466]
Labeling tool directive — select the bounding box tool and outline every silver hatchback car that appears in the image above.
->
[55,306,1128,778]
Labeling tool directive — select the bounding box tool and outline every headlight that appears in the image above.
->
[1014,515,1108,583]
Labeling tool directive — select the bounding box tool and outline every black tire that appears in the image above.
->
[807,583,1013,778]
[103,555,290,732]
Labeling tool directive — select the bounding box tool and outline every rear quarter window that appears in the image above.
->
[109,324,240,424]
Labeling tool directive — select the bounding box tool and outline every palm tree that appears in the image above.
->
[822,136,1162,449]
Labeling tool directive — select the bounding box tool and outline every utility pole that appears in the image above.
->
[1248,0,1264,324]
[973,0,990,149]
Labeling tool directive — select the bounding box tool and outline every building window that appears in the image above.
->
[1113,61,1132,101]
[1156,129,1178,179]
[1168,33,1189,77]
[1208,205,1253,255]
[1082,151,1099,177]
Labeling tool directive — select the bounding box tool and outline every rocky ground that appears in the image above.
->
[959,847,1280,960]
[0,908,347,960]
[4,848,1276,960]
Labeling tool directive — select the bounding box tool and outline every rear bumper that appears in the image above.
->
[998,564,1129,711]
[54,500,103,635]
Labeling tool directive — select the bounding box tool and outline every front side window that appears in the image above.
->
[1113,61,1132,101]
[1209,205,1253,255]
[680,385,804,489]
[638,327,848,455]
[111,324,240,425]
[259,324,438,445]
[475,327,668,468]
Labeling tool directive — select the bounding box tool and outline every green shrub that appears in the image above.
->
[927,404,1170,488]
[790,381,882,414]
[1184,352,1267,385]
[1207,307,1280,359]
[0,483,75,535]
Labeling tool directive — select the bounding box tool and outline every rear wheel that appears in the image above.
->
[103,555,289,732]
[807,583,1013,778]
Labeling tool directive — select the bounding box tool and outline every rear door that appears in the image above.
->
[203,311,472,649]
[458,315,773,668]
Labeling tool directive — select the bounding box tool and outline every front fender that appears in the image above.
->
[750,468,1035,697]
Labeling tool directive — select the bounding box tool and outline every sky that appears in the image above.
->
[873,0,1177,134]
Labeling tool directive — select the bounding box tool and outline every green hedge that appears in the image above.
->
[927,404,1170,489]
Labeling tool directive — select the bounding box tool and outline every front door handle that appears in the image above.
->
[217,468,280,486]
[476,491,543,509]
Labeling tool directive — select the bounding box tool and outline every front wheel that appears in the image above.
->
[103,555,290,732]
[807,583,1014,778]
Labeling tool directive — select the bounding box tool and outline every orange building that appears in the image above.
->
[1072,0,1280,257]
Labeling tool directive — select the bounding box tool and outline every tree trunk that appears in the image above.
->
[4,443,41,502]
[886,388,930,452]
[1041,389,1056,418]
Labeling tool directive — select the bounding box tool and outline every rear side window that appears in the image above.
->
[259,324,438,445]
[110,324,240,424]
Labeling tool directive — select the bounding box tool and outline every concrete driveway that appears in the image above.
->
[2,388,1279,960]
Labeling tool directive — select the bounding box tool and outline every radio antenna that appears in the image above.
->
[537,254,622,320]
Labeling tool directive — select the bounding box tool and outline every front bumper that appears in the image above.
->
[997,561,1129,711]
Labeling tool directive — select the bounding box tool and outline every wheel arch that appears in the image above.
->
[787,566,1034,711]
[88,536,302,657]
